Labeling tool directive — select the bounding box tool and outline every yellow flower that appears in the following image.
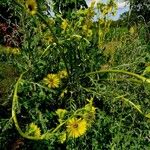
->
[101,6,109,15]
[4,47,20,54]
[56,109,68,120]
[83,98,96,125]
[99,18,105,25]
[59,132,67,143]
[42,34,53,45]
[61,19,68,30]
[129,26,135,35]
[67,118,87,138]
[84,106,96,126]
[107,6,113,13]
[27,123,41,137]
[25,0,37,15]
[58,70,68,79]
[43,74,60,88]
[82,25,88,32]
[60,89,68,98]
[11,47,20,54]
[87,29,93,37]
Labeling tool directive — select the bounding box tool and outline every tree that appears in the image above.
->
[128,0,150,23]
[52,0,88,18]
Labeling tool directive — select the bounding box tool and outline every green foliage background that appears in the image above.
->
[0,0,150,149]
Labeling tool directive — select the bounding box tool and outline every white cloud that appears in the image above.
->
[86,0,93,7]
[117,1,129,9]
[86,0,129,9]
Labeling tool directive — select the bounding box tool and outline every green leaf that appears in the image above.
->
[145,113,150,119]
[143,66,150,75]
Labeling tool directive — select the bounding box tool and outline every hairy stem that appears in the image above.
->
[12,72,43,140]
[86,69,149,83]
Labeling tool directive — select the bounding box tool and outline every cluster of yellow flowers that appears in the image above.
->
[56,98,96,143]
[19,0,99,143]
[24,99,95,142]
[129,26,137,35]
[0,46,20,55]
[26,123,41,137]
[43,35,53,45]
[8,47,20,54]
[43,70,68,88]
[43,72,96,142]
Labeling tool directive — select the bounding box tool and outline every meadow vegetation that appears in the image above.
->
[0,0,150,149]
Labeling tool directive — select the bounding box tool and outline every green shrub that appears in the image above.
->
[0,0,150,149]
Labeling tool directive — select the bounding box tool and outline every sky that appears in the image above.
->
[86,0,129,20]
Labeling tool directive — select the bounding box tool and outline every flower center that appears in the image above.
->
[49,79,54,83]
[73,123,78,128]
[28,5,34,11]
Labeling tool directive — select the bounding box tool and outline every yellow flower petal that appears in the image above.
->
[61,19,68,30]
[43,74,60,88]
[27,123,41,137]
[58,70,68,79]
[59,132,67,143]
[66,118,87,138]
[25,0,37,15]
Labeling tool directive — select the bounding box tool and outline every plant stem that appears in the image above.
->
[36,12,58,42]
[115,94,143,114]
[86,70,149,83]
[14,0,58,42]
[12,72,43,140]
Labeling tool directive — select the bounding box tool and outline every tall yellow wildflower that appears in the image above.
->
[66,118,87,138]
[25,0,37,15]
[43,74,60,88]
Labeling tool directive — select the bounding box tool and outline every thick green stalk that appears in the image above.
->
[12,72,43,140]
[86,70,150,83]
[115,95,150,119]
